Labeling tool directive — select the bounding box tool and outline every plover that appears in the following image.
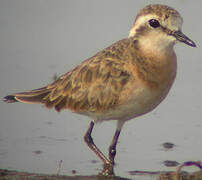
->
[3,4,196,175]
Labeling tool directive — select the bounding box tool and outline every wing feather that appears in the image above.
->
[44,39,132,112]
[4,38,137,113]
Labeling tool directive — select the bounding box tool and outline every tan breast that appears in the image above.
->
[88,49,177,122]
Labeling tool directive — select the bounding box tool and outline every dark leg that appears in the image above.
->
[109,129,121,165]
[84,121,114,175]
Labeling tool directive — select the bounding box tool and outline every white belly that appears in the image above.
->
[85,81,174,122]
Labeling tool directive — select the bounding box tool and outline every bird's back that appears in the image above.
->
[4,36,177,122]
[4,38,134,113]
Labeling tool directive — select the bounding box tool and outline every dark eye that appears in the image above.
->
[149,19,160,28]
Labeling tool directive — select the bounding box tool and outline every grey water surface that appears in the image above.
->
[0,0,201,179]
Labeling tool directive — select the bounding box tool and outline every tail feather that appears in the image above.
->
[3,87,51,104]
[3,85,70,112]
[3,95,18,103]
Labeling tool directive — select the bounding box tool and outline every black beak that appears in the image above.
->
[173,31,196,47]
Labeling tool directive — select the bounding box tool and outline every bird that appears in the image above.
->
[3,4,196,176]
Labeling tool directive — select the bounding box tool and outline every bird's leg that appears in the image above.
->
[108,129,121,165]
[84,121,114,175]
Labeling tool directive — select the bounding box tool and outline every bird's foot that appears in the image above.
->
[99,162,114,176]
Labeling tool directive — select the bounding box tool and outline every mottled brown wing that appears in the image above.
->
[43,55,131,113]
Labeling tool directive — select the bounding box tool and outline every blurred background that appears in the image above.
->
[0,0,201,179]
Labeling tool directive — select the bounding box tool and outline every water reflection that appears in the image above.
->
[1,167,202,180]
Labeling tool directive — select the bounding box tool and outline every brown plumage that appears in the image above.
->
[3,4,196,175]
[4,38,134,113]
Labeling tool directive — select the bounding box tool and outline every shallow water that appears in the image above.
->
[0,1,202,179]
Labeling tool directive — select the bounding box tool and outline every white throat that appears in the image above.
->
[137,30,176,56]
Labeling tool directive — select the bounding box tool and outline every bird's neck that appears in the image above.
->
[129,36,177,88]
[136,30,175,56]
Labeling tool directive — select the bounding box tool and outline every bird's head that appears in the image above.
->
[129,4,196,50]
